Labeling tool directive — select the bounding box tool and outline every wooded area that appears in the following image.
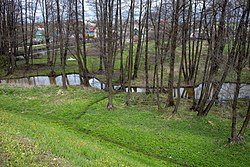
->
[0,0,249,144]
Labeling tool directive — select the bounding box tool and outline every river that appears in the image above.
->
[1,74,249,101]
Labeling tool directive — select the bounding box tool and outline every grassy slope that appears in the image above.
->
[0,84,249,167]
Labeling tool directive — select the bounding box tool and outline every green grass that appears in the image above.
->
[0,84,249,166]
[1,110,169,167]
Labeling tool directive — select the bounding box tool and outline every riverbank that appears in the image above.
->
[0,84,249,166]
[1,74,250,102]
[1,42,249,87]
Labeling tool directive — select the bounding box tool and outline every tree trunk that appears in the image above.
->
[126,0,134,106]
[56,0,67,89]
[237,102,250,140]
[144,0,150,94]
[81,0,89,86]
[166,0,180,107]
[74,0,86,85]
[174,0,186,114]
[133,0,143,79]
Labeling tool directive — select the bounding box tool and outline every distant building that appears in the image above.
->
[86,26,96,38]
[84,20,96,38]
[33,28,45,44]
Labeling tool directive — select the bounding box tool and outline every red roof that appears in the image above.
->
[89,27,95,31]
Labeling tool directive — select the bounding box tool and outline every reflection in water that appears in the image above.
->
[89,78,105,89]
[174,83,250,100]
[1,74,249,101]
[125,87,146,92]
[49,76,56,85]
[1,74,104,90]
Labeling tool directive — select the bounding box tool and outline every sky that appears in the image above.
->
[34,0,96,23]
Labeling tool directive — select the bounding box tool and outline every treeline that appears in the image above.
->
[0,0,249,143]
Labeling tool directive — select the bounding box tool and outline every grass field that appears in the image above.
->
[0,84,249,166]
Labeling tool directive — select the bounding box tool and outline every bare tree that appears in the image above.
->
[74,3,83,78]
[133,0,144,79]
[106,0,115,110]
[173,0,187,114]
[81,0,89,78]
[0,0,21,75]
[27,0,39,66]
[193,0,229,116]
[229,0,250,143]
[144,0,150,94]
[126,0,135,106]
[56,0,67,89]
[96,0,116,110]
[166,0,180,107]
[40,0,51,67]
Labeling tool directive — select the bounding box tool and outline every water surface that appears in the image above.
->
[1,74,249,101]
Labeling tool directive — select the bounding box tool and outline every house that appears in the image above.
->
[86,20,97,38]
[33,28,45,44]
[86,26,96,38]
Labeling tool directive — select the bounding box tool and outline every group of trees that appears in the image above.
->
[0,0,90,88]
[94,0,250,143]
[0,0,249,143]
